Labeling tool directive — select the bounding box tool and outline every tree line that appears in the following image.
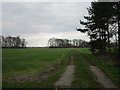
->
[0,36,27,48]
[48,37,89,48]
[77,2,120,61]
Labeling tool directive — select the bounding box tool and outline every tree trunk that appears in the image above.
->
[103,30,107,54]
[106,18,111,54]
[118,2,120,63]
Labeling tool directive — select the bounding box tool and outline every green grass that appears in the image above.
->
[2,48,71,88]
[3,48,119,88]
[3,48,70,77]
[79,48,120,87]
[71,50,100,88]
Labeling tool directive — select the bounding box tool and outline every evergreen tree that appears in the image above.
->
[77,1,119,59]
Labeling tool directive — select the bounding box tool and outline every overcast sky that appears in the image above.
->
[2,2,91,47]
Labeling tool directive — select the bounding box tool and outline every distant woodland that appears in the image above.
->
[0,36,27,48]
[47,38,89,48]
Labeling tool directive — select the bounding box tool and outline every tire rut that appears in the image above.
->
[54,56,75,89]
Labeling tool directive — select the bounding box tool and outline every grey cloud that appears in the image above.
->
[3,2,90,35]
[2,2,91,46]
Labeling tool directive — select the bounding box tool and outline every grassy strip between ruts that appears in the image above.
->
[79,48,120,87]
[71,50,100,88]
[2,50,70,88]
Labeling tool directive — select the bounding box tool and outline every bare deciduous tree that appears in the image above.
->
[48,38,89,48]
[1,36,27,48]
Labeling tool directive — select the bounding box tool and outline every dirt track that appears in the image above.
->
[54,51,118,88]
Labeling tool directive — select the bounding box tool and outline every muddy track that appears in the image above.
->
[77,50,118,88]
[54,56,75,88]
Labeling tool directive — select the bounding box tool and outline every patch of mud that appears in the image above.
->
[54,56,75,88]
[3,67,55,82]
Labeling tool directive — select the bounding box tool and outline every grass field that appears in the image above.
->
[2,48,120,88]
[2,48,71,88]
[3,48,70,76]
